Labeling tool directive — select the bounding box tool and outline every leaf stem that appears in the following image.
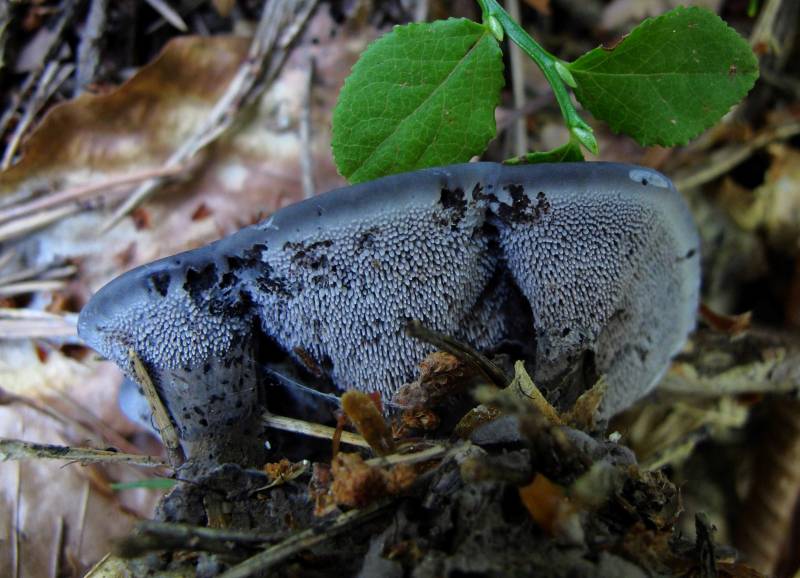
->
[476,0,598,154]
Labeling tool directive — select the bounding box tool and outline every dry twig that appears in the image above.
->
[128,349,185,468]
[0,311,78,339]
[0,438,167,468]
[263,412,370,449]
[144,0,188,32]
[116,520,286,558]
[2,62,75,169]
[75,0,108,95]
[218,500,393,578]
[299,50,316,199]
[674,120,800,191]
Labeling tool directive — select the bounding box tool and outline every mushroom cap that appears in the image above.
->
[79,162,699,429]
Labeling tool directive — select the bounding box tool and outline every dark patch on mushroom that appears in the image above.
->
[536,191,551,214]
[496,184,549,225]
[255,262,292,298]
[220,271,238,289]
[677,248,698,262]
[183,263,219,304]
[148,272,171,297]
[439,186,467,228]
[227,243,268,273]
[355,227,380,254]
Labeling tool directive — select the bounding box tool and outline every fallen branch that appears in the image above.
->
[116,520,286,558]
[0,438,167,468]
[218,500,394,578]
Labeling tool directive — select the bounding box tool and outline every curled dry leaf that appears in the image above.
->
[392,351,478,409]
[331,452,416,508]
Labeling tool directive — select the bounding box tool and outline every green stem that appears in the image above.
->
[477,0,598,154]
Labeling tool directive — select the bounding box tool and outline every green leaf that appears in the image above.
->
[332,18,504,183]
[568,7,759,147]
[505,141,584,165]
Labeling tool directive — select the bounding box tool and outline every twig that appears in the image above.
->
[0,385,140,459]
[263,412,370,449]
[218,500,394,578]
[102,0,318,232]
[0,438,168,468]
[299,51,316,199]
[145,0,204,34]
[0,249,16,270]
[13,461,21,578]
[0,280,67,298]
[144,0,188,32]
[128,349,185,468]
[0,164,187,226]
[735,397,800,576]
[405,320,509,387]
[0,0,75,142]
[2,63,74,169]
[0,317,78,339]
[116,521,286,558]
[0,262,76,286]
[0,197,80,243]
[75,0,108,95]
[50,516,65,578]
[76,480,90,563]
[2,62,60,169]
[366,444,448,468]
[674,120,800,191]
[505,0,527,157]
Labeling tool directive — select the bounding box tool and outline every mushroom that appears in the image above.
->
[78,162,699,464]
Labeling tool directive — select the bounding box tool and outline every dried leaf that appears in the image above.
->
[699,303,752,336]
[518,473,575,535]
[264,458,303,483]
[342,390,395,456]
[330,452,416,508]
[391,350,477,409]
[453,404,502,439]
[522,0,551,15]
[399,408,440,432]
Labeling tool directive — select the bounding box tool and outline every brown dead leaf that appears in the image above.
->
[330,453,416,508]
[264,458,294,482]
[1,36,251,198]
[699,303,752,336]
[522,0,551,15]
[453,404,503,439]
[399,407,440,432]
[392,351,477,409]
[309,462,336,517]
[600,0,722,32]
[342,390,395,456]
[518,473,576,536]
